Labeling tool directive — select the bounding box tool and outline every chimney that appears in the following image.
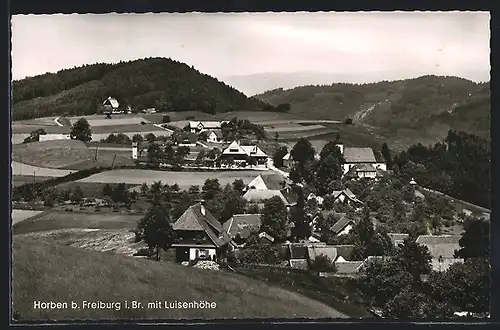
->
[200,199,206,216]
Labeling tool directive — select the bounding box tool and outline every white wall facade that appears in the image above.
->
[337,223,353,236]
[247,175,268,190]
[39,134,71,142]
[132,147,138,159]
[207,132,218,143]
[189,247,216,261]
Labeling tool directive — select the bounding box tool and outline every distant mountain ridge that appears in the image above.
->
[11,57,273,121]
[254,75,490,150]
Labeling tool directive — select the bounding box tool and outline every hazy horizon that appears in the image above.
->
[12,12,490,95]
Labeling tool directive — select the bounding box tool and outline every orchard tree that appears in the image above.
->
[260,196,289,242]
[315,155,343,196]
[147,143,163,165]
[319,140,343,160]
[145,133,156,143]
[358,258,413,307]
[132,134,144,144]
[70,118,92,142]
[232,179,245,195]
[71,185,84,203]
[454,218,490,260]
[384,288,451,318]
[137,203,175,261]
[290,138,315,165]
[202,178,221,200]
[381,143,393,169]
[102,183,113,198]
[394,238,432,284]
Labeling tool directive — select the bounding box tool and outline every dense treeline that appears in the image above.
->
[392,130,490,209]
[12,57,278,120]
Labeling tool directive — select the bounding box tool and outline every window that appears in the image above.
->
[229,148,239,152]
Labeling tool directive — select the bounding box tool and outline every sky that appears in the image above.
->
[11,12,491,95]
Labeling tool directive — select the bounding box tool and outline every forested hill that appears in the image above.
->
[12,57,272,120]
[255,76,490,148]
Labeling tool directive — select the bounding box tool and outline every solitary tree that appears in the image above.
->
[290,138,316,165]
[137,203,175,261]
[70,118,92,142]
[381,143,393,168]
[260,196,289,242]
[71,185,84,203]
[132,134,144,144]
[454,218,490,260]
[202,178,221,200]
[145,133,156,143]
[162,115,171,123]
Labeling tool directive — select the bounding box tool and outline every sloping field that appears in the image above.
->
[264,124,326,133]
[12,209,44,225]
[11,134,30,145]
[17,228,145,255]
[12,175,53,187]
[13,211,141,235]
[13,140,94,169]
[216,111,304,122]
[78,169,260,188]
[142,111,218,123]
[12,236,346,320]
[12,125,69,134]
[69,116,148,127]
[91,124,162,134]
[12,161,75,177]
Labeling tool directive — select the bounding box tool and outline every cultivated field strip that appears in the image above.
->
[264,124,326,133]
[12,209,44,225]
[78,169,260,188]
[12,161,76,177]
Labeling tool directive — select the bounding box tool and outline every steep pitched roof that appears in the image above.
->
[103,96,120,109]
[282,152,291,160]
[331,245,355,260]
[308,246,338,262]
[331,215,355,234]
[243,189,288,204]
[416,235,461,259]
[248,173,286,190]
[343,147,377,163]
[241,145,268,157]
[173,203,232,248]
[223,214,261,239]
[222,141,247,155]
[207,129,222,138]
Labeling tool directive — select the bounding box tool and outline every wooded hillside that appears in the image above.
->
[255,76,490,148]
[12,57,274,120]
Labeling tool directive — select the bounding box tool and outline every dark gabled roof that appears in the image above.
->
[335,261,364,274]
[223,214,261,239]
[331,215,355,234]
[415,235,461,259]
[289,244,309,259]
[260,173,287,190]
[343,147,377,163]
[331,245,355,260]
[207,129,223,138]
[173,203,232,248]
[173,131,198,143]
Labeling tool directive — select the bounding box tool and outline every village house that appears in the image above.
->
[189,121,225,133]
[171,202,234,263]
[38,133,71,142]
[102,96,121,113]
[282,152,321,169]
[388,233,410,247]
[246,173,288,191]
[311,211,357,238]
[172,131,198,147]
[205,129,223,143]
[222,214,262,247]
[328,188,364,206]
[243,188,298,209]
[415,235,464,272]
[219,140,268,166]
